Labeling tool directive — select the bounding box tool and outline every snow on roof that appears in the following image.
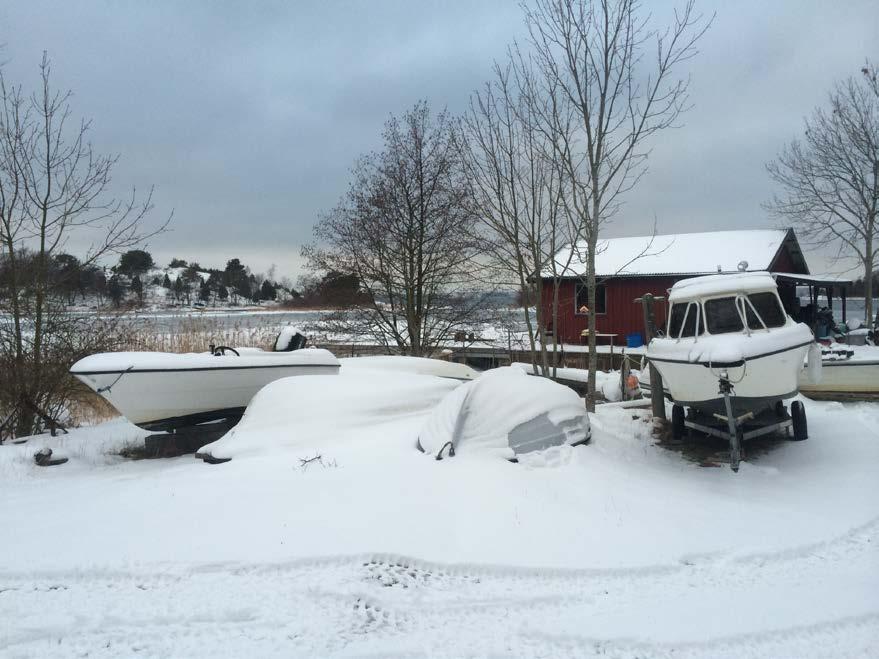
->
[546,229,795,278]
[773,272,852,286]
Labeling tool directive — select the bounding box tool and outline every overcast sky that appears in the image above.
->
[1,1,876,280]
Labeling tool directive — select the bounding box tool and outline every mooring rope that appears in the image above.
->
[96,366,134,394]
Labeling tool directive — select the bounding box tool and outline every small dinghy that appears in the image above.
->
[71,327,340,431]
[646,272,817,470]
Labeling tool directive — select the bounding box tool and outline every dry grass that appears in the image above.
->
[123,316,280,353]
[67,394,119,427]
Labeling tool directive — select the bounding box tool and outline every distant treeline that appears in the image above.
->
[844,272,879,298]
[0,248,372,309]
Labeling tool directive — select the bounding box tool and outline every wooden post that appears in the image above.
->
[635,294,666,422]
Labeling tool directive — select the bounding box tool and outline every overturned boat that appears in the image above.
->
[71,328,340,431]
[646,272,817,469]
[417,366,591,461]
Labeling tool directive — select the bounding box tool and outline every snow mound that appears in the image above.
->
[198,371,461,461]
[417,367,590,460]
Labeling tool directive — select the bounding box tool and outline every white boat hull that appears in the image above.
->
[72,350,340,430]
[798,360,879,398]
[649,343,810,410]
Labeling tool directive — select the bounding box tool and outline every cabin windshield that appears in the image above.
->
[704,297,744,334]
[668,301,703,338]
[744,292,786,329]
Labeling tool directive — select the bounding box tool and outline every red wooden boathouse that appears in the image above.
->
[539,228,810,346]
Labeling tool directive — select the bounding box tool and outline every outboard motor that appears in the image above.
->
[274,326,307,352]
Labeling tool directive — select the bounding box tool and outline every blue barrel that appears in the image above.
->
[626,333,643,348]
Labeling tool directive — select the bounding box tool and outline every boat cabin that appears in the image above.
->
[666,273,789,341]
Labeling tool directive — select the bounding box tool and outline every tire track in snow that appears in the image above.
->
[2,516,876,658]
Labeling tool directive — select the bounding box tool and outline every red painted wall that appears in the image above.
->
[540,277,677,344]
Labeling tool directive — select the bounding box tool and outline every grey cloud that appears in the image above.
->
[1,0,876,278]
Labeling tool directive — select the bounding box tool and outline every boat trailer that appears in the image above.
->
[143,415,242,459]
[671,370,808,472]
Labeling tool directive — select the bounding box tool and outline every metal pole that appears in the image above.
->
[635,293,666,422]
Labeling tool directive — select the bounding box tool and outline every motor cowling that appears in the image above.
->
[274,326,307,352]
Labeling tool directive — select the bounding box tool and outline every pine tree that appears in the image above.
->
[130,275,144,304]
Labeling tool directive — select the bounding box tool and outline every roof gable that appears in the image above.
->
[546,229,806,279]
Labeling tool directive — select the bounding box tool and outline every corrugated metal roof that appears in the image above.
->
[545,229,795,279]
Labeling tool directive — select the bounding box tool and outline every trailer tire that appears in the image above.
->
[790,400,808,441]
[672,404,686,440]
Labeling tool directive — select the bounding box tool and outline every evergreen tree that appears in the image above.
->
[116,250,154,277]
[108,276,124,307]
[162,274,172,288]
[260,279,277,301]
[130,275,144,303]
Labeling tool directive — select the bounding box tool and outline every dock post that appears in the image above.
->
[635,293,666,422]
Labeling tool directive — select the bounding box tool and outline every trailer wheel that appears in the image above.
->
[672,404,686,440]
[790,400,808,441]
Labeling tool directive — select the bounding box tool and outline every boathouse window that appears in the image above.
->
[669,301,703,338]
[743,292,786,329]
[705,297,744,334]
[574,283,606,315]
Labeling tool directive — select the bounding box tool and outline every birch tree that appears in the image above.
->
[0,54,168,437]
[522,0,710,408]
[460,53,579,376]
[767,61,879,326]
[304,102,485,356]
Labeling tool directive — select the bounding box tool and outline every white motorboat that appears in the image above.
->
[798,344,879,400]
[646,273,818,470]
[71,328,340,430]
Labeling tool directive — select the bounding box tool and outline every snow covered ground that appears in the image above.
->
[1,382,878,657]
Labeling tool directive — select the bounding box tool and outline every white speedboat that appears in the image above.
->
[646,272,815,417]
[71,329,340,430]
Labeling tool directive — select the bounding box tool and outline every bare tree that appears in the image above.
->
[0,53,168,437]
[767,61,879,325]
[522,0,710,408]
[304,101,488,356]
[460,52,580,377]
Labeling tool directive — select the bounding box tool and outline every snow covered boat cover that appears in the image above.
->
[417,367,590,460]
[339,355,478,380]
[197,371,460,461]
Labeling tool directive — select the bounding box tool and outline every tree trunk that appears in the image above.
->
[865,233,874,327]
[586,229,598,412]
